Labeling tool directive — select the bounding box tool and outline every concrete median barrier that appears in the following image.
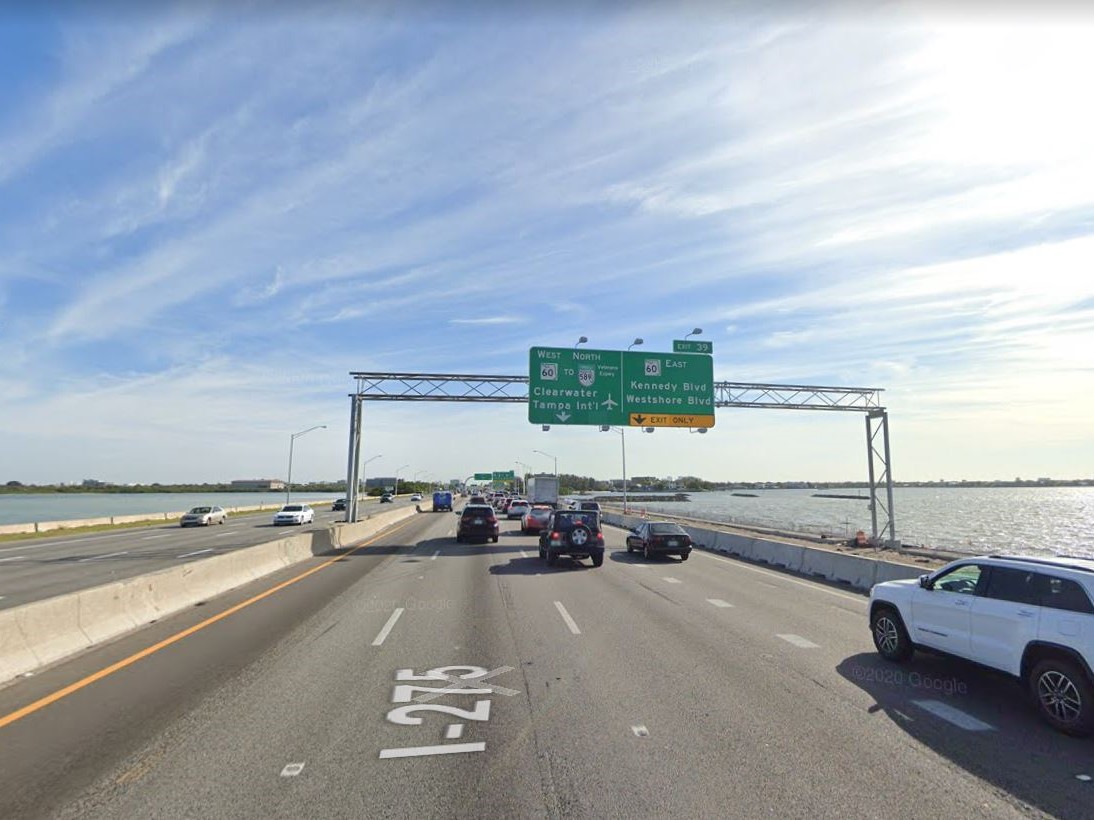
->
[0,505,422,685]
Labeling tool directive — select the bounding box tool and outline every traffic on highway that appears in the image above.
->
[1,497,1090,819]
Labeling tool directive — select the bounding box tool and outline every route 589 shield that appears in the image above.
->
[577,367,595,387]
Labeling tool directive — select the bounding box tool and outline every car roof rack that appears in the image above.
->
[988,555,1094,574]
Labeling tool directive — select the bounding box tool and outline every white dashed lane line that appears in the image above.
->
[777,634,820,649]
[554,601,582,635]
[707,598,734,608]
[0,555,26,563]
[140,534,171,541]
[662,577,682,584]
[178,549,215,559]
[912,700,995,731]
[371,608,405,647]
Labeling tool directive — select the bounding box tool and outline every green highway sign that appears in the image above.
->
[473,473,493,481]
[673,339,713,354]
[528,347,715,427]
[492,470,515,480]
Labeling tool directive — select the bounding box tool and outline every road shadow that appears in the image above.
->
[836,652,1093,819]
[489,555,594,574]
[608,549,685,565]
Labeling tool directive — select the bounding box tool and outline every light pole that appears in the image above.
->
[684,327,703,340]
[516,461,530,495]
[599,426,629,513]
[360,454,382,497]
[533,449,557,479]
[627,337,643,350]
[286,425,326,504]
[394,464,409,497]
[414,470,428,492]
[574,335,588,350]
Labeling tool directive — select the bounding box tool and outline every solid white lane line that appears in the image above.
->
[431,550,440,560]
[380,742,485,759]
[0,555,26,563]
[520,550,529,558]
[178,549,215,559]
[140,534,171,541]
[445,723,464,739]
[554,601,582,635]
[912,700,995,731]
[695,549,865,604]
[212,532,234,537]
[663,577,682,584]
[707,598,734,608]
[280,762,305,777]
[77,551,129,562]
[777,634,820,649]
[372,608,405,646]
[631,725,650,738]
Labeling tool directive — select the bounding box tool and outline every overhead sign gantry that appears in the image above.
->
[345,365,896,547]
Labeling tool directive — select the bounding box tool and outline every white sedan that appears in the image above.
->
[273,504,315,525]
[180,506,227,527]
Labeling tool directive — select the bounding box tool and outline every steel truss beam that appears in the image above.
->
[344,372,896,547]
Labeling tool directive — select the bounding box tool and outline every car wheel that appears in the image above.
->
[871,606,914,662]
[546,550,557,566]
[626,541,633,554]
[679,552,689,561]
[591,553,604,568]
[643,544,652,561]
[538,545,546,560]
[492,535,499,543]
[1031,659,1094,736]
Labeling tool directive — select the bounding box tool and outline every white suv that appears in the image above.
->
[869,554,1094,736]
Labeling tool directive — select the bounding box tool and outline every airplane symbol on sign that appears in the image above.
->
[601,394,618,410]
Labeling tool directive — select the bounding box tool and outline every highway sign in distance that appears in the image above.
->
[473,473,493,481]
[529,346,715,427]
[492,470,515,480]
[673,339,713,354]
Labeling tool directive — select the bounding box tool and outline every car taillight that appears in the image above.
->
[550,531,560,540]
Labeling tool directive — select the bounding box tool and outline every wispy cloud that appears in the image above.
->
[1,10,1093,484]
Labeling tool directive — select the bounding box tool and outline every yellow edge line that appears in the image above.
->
[0,516,420,731]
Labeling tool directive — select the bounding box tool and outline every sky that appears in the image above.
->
[1,1,1093,486]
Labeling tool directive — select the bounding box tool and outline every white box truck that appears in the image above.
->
[526,474,560,508]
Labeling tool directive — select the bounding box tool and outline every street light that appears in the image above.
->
[360,454,382,496]
[533,449,557,479]
[286,425,326,503]
[414,470,428,492]
[599,426,629,514]
[684,327,703,340]
[394,464,409,497]
[689,428,708,435]
[574,336,588,349]
[516,460,530,494]
[627,337,643,350]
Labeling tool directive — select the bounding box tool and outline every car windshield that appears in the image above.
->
[463,506,492,516]
[188,507,211,514]
[650,523,686,534]
[558,513,598,527]
[281,505,302,512]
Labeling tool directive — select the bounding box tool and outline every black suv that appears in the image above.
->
[331,498,347,511]
[539,510,605,567]
[457,504,499,543]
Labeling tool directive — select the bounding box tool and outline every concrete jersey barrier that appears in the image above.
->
[0,505,419,686]
[602,509,923,593]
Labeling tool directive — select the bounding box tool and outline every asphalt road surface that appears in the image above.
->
[0,509,1089,819]
[0,498,418,610]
